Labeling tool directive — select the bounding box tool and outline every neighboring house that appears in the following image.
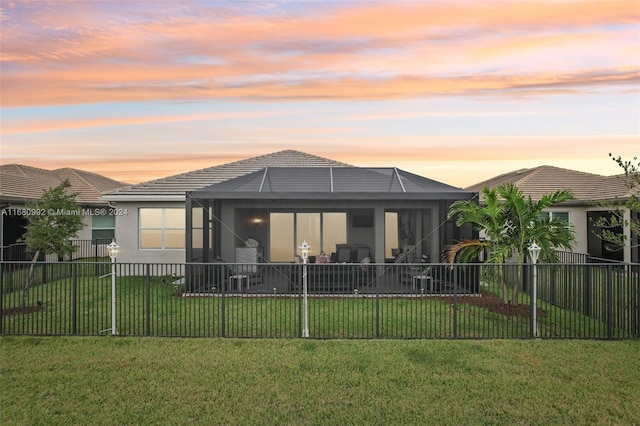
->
[102,150,476,264]
[0,164,129,260]
[466,165,639,263]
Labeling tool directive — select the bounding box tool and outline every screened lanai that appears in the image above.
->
[186,166,477,266]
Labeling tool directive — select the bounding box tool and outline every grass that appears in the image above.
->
[2,272,635,338]
[1,337,639,425]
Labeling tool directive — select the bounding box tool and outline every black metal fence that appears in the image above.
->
[1,261,638,339]
[1,239,111,262]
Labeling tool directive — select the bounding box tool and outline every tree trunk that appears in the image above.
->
[511,257,523,306]
[499,265,509,305]
[511,279,520,306]
[22,249,40,308]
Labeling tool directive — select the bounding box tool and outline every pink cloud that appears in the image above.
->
[1,109,302,135]
[1,1,638,107]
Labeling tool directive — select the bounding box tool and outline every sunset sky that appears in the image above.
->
[1,0,638,188]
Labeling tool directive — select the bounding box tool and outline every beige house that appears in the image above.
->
[466,165,639,263]
[101,151,353,264]
[102,150,475,265]
[0,164,129,260]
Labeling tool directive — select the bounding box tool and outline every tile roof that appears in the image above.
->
[103,150,352,200]
[466,165,634,203]
[192,167,472,200]
[0,164,129,205]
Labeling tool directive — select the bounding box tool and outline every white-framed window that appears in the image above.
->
[139,208,185,249]
[92,214,115,242]
[540,211,570,223]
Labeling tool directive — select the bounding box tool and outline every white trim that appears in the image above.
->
[101,195,186,202]
[394,168,407,193]
[259,167,269,192]
[330,167,334,192]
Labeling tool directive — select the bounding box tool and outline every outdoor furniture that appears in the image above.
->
[411,274,433,292]
[398,253,433,291]
[336,246,352,263]
[355,246,371,263]
[229,274,250,292]
[235,247,263,286]
[186,262,233,293]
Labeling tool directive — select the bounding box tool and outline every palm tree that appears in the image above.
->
[446,187,514,304]
[499,183,575,305]
[447,183,575,306]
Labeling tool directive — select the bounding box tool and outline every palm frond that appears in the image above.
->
[444,239,489,264]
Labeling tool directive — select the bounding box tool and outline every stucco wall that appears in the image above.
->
[546,206,588,254]
[112,201,186,264]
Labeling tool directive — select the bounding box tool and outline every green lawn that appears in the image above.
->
[1,337,639,425]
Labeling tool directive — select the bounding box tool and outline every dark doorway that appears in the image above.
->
[587,211,624,262]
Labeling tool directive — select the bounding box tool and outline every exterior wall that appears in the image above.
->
[112,201,186,264]
[77,215,94,241]
[545,206,589,254]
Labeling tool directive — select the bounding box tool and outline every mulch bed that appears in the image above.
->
[2,303,46,316]
[435,289,547,318]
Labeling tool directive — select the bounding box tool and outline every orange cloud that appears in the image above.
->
[1,1,638,107]
[3,67,638,108]
[1,109,304,135]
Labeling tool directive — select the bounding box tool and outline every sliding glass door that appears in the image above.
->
[269,212,347,261]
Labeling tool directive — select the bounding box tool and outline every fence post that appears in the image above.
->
[41,256,47,285]
[72,262,77,335]
[375,270,380,338]
[94,240,99,277]
[146,264,151,336]
[297,265,303,338]
[582,264,591,317]
[453,266,458,339]
[0,262,3,335]
[550,265,557,306]
[530,263,534,338]
[221,266,226,338]
[635,264,640,338]
[607,265,613,339]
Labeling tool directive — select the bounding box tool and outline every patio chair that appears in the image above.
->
[195,262,232,293]
[337,246,352,263]
[399,254,434,292]
[355,246,371,263]
[228,263,262,291]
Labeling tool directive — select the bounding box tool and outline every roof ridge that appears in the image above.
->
[117,150,350,187]
[1,164,124,204]
[1,163,53,177]
[54,167,129,189]
[516,166,545,186]
[535,164,605,178]
[54,168,102,195]
[466,167,535,190]
[590,172,637,200]
[128,150,293,186]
